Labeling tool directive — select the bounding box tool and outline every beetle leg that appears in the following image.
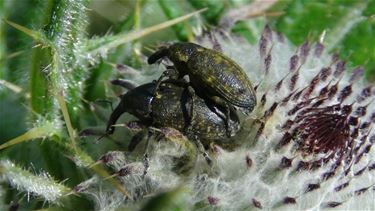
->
[185,86,196,130]
[209,96,234,137]
[149,68,179,114]
[142,129,153,176]
[193,135,212,166]
[105,98,127,135]
[128,130,147,152]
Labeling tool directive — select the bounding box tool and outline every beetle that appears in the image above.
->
[147,42,257,134]
[106,79,241,174]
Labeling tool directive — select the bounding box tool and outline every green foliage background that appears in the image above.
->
[0,0,374,210]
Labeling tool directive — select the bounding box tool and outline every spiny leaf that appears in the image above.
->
[0,160,71,203]
[0,123,57,150]
[4,19,48,44]
[85,8,207,56]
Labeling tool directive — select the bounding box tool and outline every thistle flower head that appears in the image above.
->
[80,27,374,210]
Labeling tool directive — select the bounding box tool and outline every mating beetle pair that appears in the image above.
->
[148,42,257,135]
[105,42,256,172]
[106,79,241,168]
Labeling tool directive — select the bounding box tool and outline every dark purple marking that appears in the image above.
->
[350,66,364,82]
[335,182,349,192]
[355,106,367,117]
[259,36,268,57]
[118,165,134,176]
[319,84,330,97]
[116,63,126,70]
[328,84,338,99]
[265,54,272,74]
[99,153,115,163]
[288,100,312,116]
[283,197,297,204]
[310,160,324,170]
[314,42,324,57]
[208,196,220,206]
[370,135,375,143]
[296,161,310,171]
[208,32,223,52]
[338,85,352,102]
[299,41,310,63]
[322,171,335,181]
[263,24,273,41]
[280,157,293,168]
[254,84,259,91]
[331,53,339,64]
[281,92,294,106]
[348,116,358,126]
[354,187,369,196]
[74,183,89,193]
[368,163,375,171]
[354,145,372,164]
[255,122,265,139]
[311,98,325,108]
[361,86,372,98]
[303,75,320,99]
[360,122,370,130]
[277,132,293,149]
[246,155,253,168]
[282,119,294,130]
[275,79,283,91]
[305,183,320,193]
[260,94,267,107]
[289,73,299,91]
[350,127,359,139]
[368,135,375,144]
[252,198,263,209]
[325,201,343,208]
[320,67,331,81]
[290,55,299,72]
[334,60,346,77]
[264,102,278,119]
[277,32,285,42]
[354,165,368,176]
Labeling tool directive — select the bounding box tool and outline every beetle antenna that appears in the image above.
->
[95,133,107,143]
[111,79,137,90]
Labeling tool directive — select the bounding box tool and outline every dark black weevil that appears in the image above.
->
[106,79,241,172]
[147,42,257,128]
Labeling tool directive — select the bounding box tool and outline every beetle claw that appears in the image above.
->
[142,153,150,177]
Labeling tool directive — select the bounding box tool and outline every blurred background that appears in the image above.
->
[0,0,374,209]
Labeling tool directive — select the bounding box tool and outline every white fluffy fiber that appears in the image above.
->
[80,28,374,210]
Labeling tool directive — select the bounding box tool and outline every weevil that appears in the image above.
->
[147,42,257,134]
[106,79,241,174]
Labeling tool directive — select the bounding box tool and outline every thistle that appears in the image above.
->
[71,27,374,210]
[1,2,374,210]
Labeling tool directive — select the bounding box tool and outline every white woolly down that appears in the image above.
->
[79,30,375,210]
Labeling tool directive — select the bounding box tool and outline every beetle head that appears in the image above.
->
[106,83,155,134]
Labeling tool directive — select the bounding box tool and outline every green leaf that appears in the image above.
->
[275,0,374,80]
[188,0,225,25]
[158,0,192,41]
